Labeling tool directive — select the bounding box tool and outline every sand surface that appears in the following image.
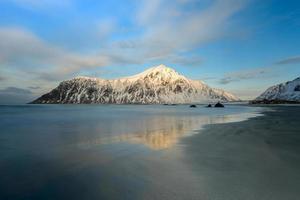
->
[182,106,300,200]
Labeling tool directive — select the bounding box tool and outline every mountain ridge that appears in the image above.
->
[251,77,300,104]
[31,65,240,104]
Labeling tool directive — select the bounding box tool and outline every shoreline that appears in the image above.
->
[180,106,300,200]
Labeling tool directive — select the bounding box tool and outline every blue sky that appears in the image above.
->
[0,0,300,103]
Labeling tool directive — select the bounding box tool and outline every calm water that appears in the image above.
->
[0,105,262,200]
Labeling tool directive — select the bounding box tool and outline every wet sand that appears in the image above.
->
[182,106,300,200]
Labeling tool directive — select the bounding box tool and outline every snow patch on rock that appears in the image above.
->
[31,64,240,104]
[254,77,300,102]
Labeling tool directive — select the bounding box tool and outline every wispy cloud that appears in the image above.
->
[0,75,5,81]
[0,87,32,95]
[0,86,34,104]
[219,68,269,84]
[110,0,249,65]
[96,19,117,40]
[274,55,300,65]
[28,86,41,90]
[218,54,300,85]
[0,0,250,81]
[0,27,110,81]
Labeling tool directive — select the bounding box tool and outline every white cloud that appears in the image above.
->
[219,68,270,84]
[109,0,249,65]
[0,0,250,77]
[0,86,32,95]
[0,75,5,81]
[0,86,35,104]
[0,0,251,98]
[141,0,246,49]
[0,27,110,81]
[96,19,116,40]
[274,55,300,65]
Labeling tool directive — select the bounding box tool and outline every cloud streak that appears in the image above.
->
[219,68,269,84]
[28,86,41,90]
[0,27,110,81]
[218,53,300,85]
[0,87,34,104]
[0,87,32,95]
[0,76,5,81]
[274,55,300,65]
[0,0,249,82]
[110,0,249,65]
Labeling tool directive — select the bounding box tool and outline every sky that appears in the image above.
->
[0,0,300,103]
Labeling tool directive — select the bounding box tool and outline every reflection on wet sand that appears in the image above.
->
[78,112,261,150]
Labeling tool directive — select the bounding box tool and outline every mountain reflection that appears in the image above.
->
[78,112,259,150]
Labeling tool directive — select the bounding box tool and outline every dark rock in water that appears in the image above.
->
[190,104,197,108]
[206,104,212,107]
[171,104,177,106]
[214,102,224,107]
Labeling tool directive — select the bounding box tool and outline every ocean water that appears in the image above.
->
[0,104,262,200]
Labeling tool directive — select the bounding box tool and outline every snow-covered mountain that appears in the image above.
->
[252,77,300,104]
[31,65,239,104]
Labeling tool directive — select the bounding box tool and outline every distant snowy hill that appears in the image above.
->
[31,65,239,104]
[252,77,300,104]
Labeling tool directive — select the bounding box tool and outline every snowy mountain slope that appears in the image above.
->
[252,77,300,103]
[31,65,240,104]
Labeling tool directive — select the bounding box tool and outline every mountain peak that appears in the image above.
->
[153,64,170,70]
[124,64,183,82]
[155,64,168,68]
[146,64,176,73]
[148,64,180,75]
[254,76,300,103]
[293,77,300,81]
[141,65,185,81]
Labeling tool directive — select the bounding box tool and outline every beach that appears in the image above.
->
[182,105,300,200]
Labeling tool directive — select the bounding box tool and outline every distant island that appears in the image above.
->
[30,65,240,104]
[251,77,300,104]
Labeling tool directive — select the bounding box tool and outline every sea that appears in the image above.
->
[0,104,263,200]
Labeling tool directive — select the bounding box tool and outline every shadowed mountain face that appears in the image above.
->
[252,77,300,104]
[31,65,239,104]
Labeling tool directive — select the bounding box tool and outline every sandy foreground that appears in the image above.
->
[181,105,300,200]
